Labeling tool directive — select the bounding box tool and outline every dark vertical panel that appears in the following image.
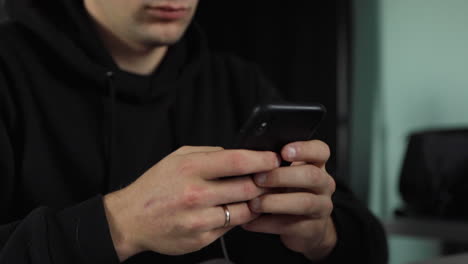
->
[0,0,7,21]
[337,0,353,184]
[350,0,380,202]
[195,0,352,181]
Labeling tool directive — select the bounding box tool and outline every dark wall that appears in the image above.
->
[0,0,6,21]
[0,0,352,180]
[195,1,352,180]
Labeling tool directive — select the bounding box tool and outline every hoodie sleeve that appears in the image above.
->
[0,70,119,263]
[250,65,388,263]
[323,180,388,263]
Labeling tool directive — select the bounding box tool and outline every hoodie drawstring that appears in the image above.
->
[103,71,116,191]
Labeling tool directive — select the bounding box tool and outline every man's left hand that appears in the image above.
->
[242,140,337,261]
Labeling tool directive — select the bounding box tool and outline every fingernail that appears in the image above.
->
[255,173,267,185]
[286,146,297,159]
[250,198,260,212]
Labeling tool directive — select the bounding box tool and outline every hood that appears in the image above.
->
[5,0,207,103]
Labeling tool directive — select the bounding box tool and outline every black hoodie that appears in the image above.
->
[0,0,388,263]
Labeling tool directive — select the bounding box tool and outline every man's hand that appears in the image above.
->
[242,140,337,261]
[103,146,280,262]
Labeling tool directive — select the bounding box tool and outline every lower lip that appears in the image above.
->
[146,8,188,21]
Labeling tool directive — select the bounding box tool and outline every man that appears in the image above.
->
[0,0,387,263]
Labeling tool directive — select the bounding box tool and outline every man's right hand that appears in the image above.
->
[103,146,280,262]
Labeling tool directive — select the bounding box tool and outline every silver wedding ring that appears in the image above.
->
[222,205,231,228]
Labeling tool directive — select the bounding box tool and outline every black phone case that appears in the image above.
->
[233,103,326,155]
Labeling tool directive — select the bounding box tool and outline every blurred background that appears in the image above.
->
[2,0,468,263]
[195,0,468,263]
[354,0,468,263]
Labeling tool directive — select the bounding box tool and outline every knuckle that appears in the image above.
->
[184,215,208,232]
[264,152,279,168]
[317,141,331,159]
[253,196,264,211]
[268,170,282,186]
[304,196,317,214]
[236,205,253,223]
[324,199,334,216]
[328,177,336,194]
[180,185,206,208]
[179,146,191,152]
[306,165,321,185]
[177,158,199,177]
[197,151,212,161]
[242,180,260,199]
[229,151,248,174]
[178,216,195,232]
[177,146,193,154]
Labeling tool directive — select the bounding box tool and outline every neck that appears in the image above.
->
[99,27,168,75]
[115,47,168,76]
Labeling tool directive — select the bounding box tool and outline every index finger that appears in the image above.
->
[281,140,330,165]
[192,149,280,180]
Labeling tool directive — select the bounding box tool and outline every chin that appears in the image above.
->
[142,34,183,47]
[141,24,189,46]
[152,34,187,46]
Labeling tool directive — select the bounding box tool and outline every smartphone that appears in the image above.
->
[233,103,326,159]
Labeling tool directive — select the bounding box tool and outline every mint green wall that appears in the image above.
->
[352,0,468,263]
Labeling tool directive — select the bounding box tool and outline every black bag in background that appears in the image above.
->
[399,129,468,219]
